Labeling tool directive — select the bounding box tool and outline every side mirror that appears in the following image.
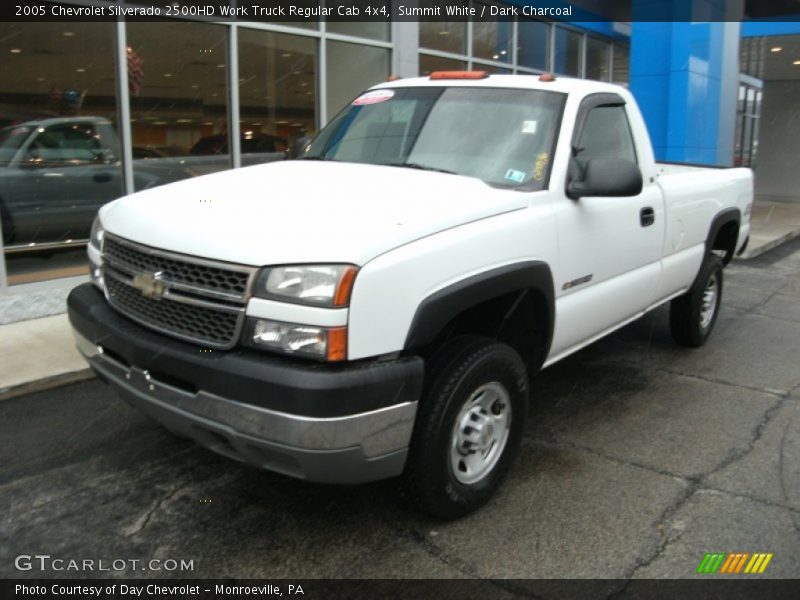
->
[288,135,313,159]
[567,158,643,200]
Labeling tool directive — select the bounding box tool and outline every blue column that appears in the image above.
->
[630,1,742,165]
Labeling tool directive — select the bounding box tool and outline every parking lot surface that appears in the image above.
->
[2,239,799,582]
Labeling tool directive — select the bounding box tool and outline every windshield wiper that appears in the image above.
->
[298,156,335,161]
[381,162,458,175]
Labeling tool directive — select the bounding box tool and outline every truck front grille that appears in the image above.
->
[100,235,256,349]
[103,236,252,301]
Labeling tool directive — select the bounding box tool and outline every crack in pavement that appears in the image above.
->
[379,515,546,598]
[777,409,800,536]
[613,395,786,581]
[123,482,189,537]
[702,396,784,477]
[525,389,791,585]
[649,366,789,399]
[529,436,800,516]
[531,437,688,482]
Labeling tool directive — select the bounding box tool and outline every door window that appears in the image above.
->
[28,122,116,166]
[575,105,636,171]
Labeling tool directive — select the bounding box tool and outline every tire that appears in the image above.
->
[670,254,724,348]
[401,336,529,519]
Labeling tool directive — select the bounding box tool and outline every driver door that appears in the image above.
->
[549,94,665,358]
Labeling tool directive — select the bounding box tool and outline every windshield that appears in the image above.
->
[304,86,564,190]
[0,125,32,167]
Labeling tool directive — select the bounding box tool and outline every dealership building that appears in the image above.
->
[0,0,799,319]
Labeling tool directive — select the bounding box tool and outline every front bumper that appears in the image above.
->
[68,283,423,484]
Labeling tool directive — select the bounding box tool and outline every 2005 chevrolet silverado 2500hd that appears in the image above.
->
[68,72,752,518]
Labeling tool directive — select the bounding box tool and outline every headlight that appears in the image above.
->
[248,318,346,361]
[254,264,357,307]
[89,215,105,250]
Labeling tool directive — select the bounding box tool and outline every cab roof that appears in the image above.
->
[371,73,627,97]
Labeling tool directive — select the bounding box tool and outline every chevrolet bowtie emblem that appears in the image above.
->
[132,271,167,300]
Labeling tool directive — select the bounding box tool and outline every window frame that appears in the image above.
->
[568,93,639,188]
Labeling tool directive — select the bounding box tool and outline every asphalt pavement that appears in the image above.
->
[2,239,799,585]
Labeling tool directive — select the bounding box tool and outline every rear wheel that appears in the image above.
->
[401,336,528,519]
[670,254,724,348]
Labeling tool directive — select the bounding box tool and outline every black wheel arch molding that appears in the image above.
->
[706,206,741,265]
[403,260,555,369]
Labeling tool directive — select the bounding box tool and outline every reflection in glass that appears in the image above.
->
[239,30,317,164]
[478,64,512,75]
[612,45,630,84]
[586,38,611,81]
[518,19,549,71]
[0,22,121,283]
[306,87,564,190]
[419,55,467,76]
[472,3,513,63]
[326,41,390,118]
[554,27,582,76]
[326,22,390,41]
[419,22,467,55]
[126,22,230,186]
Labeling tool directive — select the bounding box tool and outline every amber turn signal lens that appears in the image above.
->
[333,266,358,307]
[326,327,347,362]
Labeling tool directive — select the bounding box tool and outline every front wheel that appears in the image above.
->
[670,254,724,348]
[401,336,529,519]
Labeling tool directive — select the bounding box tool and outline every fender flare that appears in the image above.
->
[404,261,555,360]
[706,207,741,265]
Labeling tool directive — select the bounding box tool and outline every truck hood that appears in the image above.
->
[101,160,528,266]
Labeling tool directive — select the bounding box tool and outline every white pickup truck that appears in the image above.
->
[68,72,752,518]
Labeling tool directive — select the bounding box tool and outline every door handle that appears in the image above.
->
[640,207,655,227]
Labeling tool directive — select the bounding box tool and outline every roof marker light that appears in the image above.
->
[539,73,556,82]
[429,71,489,80]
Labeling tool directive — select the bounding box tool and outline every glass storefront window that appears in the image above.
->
[326,22,390,42]
[612,45,630,85]
[518,19,549,71]
[126,21,230,186]
[419,55,468,76]
[419,21,467,54]
[326,41,390,118]
[239,30,317,164]
[734,83,762,168]
[478,64,512,74]
[419,22,467,55]
[472,3,513,63]
[553,27,582,76]
[586,37,611,81]
[751,90,762,165]
[0,22,120,284]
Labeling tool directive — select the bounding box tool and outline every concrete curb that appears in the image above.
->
[0,368,95,402]
[737,228,800,260]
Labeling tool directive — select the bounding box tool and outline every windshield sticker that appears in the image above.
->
[533,152,550,181]
[504,169,526,183]
[352,89,395,106]
[521,120,538,134]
